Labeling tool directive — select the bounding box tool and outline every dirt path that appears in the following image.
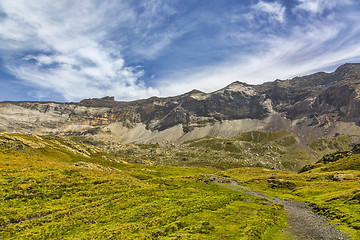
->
[272,198,350,240]
[211,176,351,240]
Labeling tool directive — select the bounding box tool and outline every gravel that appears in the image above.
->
[213,177,352,240]
[272,198,350,240]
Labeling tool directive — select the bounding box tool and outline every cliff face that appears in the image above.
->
[76,82,269,132]
[1,63,360,144]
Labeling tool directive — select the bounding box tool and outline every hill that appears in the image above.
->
[1,63,360,170]
[0,133,289,239]
[1,133,359,239]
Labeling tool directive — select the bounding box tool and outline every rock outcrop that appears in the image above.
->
[1,63,360,144]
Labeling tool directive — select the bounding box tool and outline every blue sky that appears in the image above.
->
[0,0,360,102]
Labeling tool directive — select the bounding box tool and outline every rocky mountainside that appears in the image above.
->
[1,63,360,146]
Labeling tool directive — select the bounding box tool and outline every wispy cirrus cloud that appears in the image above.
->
[157,0,360,96]
[295,0,353,14]
[0,0,359,102]
[0,0,182,101]
[250,1,286,23]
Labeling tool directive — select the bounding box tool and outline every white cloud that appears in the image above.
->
[251,1,286,23]
[157,12,360,97]
[0,0,162,101]
[121,0,186,60]
[0,0,359,102]
[295,0,353,14]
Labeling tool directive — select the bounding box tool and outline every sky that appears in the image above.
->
[0,0,360,102]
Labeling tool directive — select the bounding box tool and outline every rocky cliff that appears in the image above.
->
[1,63,360,145]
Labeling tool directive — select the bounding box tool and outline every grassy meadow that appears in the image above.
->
[224,149,360,239]
[1,133,288,239]
[1,132,359,239]
[72,130,358,172]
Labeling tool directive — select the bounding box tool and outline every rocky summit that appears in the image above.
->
[1,63,360,146]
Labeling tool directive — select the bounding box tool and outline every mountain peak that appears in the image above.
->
[187,89,209,100]
[1,62,360,148]
[214,81,256,96]
[188,89,204,94]
[224,81,251,91]
[100,96,115,101]
[334,63,360,75]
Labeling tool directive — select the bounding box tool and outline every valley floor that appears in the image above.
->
[1,133,359,239]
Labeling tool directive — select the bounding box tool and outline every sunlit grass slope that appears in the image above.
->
[0,133,287,239]
[77,130,358,172]
[89,130,312,171]
[225,161,360,239]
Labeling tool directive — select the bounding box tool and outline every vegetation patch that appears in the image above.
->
[0,133,288,239]
[225,167,360,239]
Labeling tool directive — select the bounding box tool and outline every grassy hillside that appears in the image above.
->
[301,143,360,172]
[72,130,309,171]
[308,134,357,157]
[68,130,360,172]
[225,165,360,239]
[2,132,359,239]
[0,133,288,239]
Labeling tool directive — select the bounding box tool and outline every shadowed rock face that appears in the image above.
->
[254,63,360,120]
[1,63,360,143]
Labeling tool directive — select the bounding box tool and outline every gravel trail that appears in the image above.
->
[272,198,349,240]
[211,176,351,240]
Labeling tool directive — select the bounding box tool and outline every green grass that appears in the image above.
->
[2,132,360,239]
[104,130,311,171]
[0,133,288,239]
[308,135,356,157]
[69,130,359,172]
[301,142,360,173]
[224,167,360,239]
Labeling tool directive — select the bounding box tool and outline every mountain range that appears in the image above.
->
[1,63,360,146]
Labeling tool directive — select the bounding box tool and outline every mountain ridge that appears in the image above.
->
[1,63,360,147]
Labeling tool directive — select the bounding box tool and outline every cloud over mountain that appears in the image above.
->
[0,0,359,101]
